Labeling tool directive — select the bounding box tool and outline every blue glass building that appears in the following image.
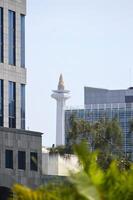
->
[65,87,133,156]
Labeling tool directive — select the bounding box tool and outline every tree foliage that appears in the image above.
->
[11,141,133,200]
[68,116,123,153]
[11,118,133,199]
[49,117,127,169]
[66,116,125,169]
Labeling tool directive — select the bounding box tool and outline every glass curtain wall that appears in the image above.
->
[0,8,3,63]
[0,80,3,126]
[65,104,133,156]
[9,81,16,128]
[8,10,16,65]
[21,84,25,129]
[21,15,25,68]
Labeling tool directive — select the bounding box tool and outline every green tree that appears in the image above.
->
[67,116,127,169]
[12,141,133,200]
[68,117,122,152]
[49,116,129,169]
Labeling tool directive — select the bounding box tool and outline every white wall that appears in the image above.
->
[42,153,79,176]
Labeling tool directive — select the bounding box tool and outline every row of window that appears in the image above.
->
[0,8,25,67]
[0,80,25,129]
[5,150,38,171]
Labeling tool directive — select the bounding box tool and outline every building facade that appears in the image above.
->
[65,87,133,158]
[0,0,26,130]
[0,127,42,189]
[0,1,43,198]
[84,87,133,105]
[42,147,79,176]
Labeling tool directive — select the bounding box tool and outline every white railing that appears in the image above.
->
[65,103,133,111]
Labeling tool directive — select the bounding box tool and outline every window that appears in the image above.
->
[18,151,26,170]
[0,8,3,63]
[0,80,3,126]
[30,152,38,171]
[8,10,16,65]
[0,150,2,167]
[125,96,133,103]
[21,84,25,129]
[9,81,16,128]
[5,150,13,169]
[20,15,25,68]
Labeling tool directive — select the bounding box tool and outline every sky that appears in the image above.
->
[26,0,133,147]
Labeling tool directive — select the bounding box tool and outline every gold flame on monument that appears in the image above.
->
[58,74,65,90]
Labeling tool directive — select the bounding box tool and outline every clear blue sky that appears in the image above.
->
[26,0,133,147]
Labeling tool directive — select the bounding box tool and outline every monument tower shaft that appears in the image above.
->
[52,74,70,146]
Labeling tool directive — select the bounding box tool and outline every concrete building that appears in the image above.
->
[52,74,70,146]
[65,87,133,158]
[0,0,26,129]
[84,87,133,105]
[0,127,42,188]
[0,1,43,198]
